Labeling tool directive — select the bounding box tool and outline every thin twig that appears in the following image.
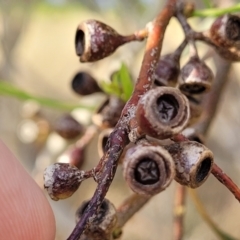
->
[196,54,232,135]
[75,125,98,148]
[189,189,237,240]
[123,28,149,42]
[67,0,177,239]
[211,163,240,202]
[115,194,150,229]
[173,184,187,240]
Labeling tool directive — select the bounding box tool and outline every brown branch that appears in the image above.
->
[75,125,98,149]
[67,1,177,239]
[115,194,150,230]
[195,54,231,135]
[173,184,187,240]
[211,163,240,202]
[123,28,149,42]
[67,128,129,240]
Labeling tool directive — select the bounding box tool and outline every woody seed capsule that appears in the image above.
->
[75,20,132,62]
[44,163,85,201]
[136,87,190,139]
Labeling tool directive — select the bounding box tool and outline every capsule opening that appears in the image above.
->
[196,157,212,183]
[77,200,108,223]
[102,135,109,155]
[75,29,85,56]
[180,84,206,94]
[71,72,85,94]
[156,94,179,123]
[226,16,240,41]
[134,158,159,185]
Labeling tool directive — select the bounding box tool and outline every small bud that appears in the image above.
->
[210,14,240,48]
[44,163,85,200]
[179,56,214,94]
[166,141,214,188]
[123,144,175,196]
[92,96,125,129]
[71,71,102,96]
[75,20,129,62]
[54,114,84,140]
[136,87,190,139]
[76,199,117,239]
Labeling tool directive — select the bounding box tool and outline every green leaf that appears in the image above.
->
[119,63,134,102]
[192,4,240,17]
[111,73,123,95]
[189,189,238,240]
[0,81,95,111]
[99,63,134,102]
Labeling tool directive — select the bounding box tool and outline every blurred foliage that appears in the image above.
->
[0,81,95,111]
[0,0,33,79]
[100,63,134,102]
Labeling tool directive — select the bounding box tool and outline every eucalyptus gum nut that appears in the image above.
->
[154,53,180,87]
[123,145,175,196]
[179,56,214,94]
[75,19,127,62]
[43,163,84,200]
[166,141,214,188]
[71,71,102,96]
[207,15,240,62]
[136,87,190,139]
[76,199,117,237]
[54,114,84,140]
[210,14,240,48]
[92,96,125,129]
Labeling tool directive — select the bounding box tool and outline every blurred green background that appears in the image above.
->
[0,0,240,239]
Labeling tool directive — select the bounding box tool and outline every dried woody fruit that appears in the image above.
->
[75,199,117,240]
[54,114,84,140]
[92,96,125,129]
[123,143,175,196]
[136,87,190,139]
[71,71,102,96]
[154,54,180,87]
[206,14,240,61]
[166,141,214,188]
[210,14,240,48]
[43,163,85,200]
[75,20,137,62]
[179,55,214,94]
[154,40,187,87]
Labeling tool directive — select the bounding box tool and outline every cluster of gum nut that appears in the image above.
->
[43,13,240,238]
